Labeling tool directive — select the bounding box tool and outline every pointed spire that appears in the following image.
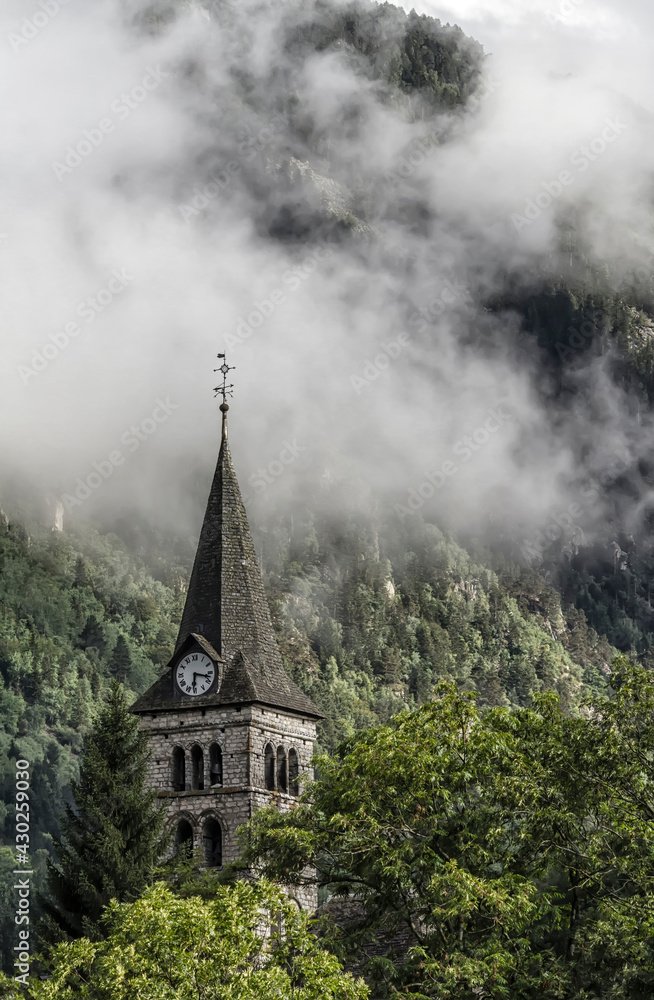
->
[170,372,320,717]
[175,429,279,672]
[131,361,322,719]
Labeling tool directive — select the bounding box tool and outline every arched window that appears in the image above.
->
[172,746,185,792]
[288,748,299,797]
[190,745,204,791]
[277,746,287,793]
[264,743,275,790]
[203,818,222,867]
[175,818,193,856]
[209,743,222,786]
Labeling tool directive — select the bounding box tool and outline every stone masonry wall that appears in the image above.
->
[139,702,318,908]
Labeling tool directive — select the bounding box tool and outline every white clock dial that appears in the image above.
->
[175,652,215,696]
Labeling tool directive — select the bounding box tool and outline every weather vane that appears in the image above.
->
[213,354,235,411]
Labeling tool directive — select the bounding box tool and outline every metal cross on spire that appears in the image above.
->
[214,354,235,406]
[214,353,235,440]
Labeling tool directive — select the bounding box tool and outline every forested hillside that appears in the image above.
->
[4,0,654,986]
[0,506,185,965]
[265,503,617,747]
[0,493,615,844]
[0,485,621,971]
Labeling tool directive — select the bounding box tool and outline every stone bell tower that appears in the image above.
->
[131,373,322,907]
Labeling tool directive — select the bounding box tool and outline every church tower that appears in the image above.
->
[131,374,322,906]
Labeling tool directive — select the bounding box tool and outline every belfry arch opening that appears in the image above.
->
[172,746,185,792]
[175,818,194,856]
[203,818,222,867]
[264,743,275,790]
[289,748,299,796]
[209,743,222,786]
[277,747,287,793]
[190,744,204,790]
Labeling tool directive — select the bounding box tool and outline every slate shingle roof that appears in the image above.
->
[131,422,322,719]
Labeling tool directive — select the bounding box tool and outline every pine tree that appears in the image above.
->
[109,634,132,683]
[79,614,105,653]
[72,556,91,588]
[37,681,170,943]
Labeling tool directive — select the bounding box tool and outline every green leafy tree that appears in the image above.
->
[242,683,558,999]
[0,879,368,1000]
[37,681,169,943]
[242,663,654,999]
[497,657,654,998]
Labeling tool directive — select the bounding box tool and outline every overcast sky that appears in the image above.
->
[1,0,652,551]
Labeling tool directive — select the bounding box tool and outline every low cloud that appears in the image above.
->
[1,0,653,556]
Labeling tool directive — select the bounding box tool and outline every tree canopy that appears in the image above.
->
[242,658,654,998]
[0,879,368,1000]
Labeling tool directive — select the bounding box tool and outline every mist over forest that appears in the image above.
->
[3,0,654,993]
[1,0,653,547]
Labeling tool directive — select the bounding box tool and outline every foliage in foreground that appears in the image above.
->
[37,681,169,944]
[243,657,654,999]
[0,879,368,1000]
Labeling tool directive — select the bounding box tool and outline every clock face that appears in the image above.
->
[175,652,216,696]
